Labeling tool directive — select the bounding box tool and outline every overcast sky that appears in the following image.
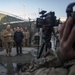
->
[0,0,75,20]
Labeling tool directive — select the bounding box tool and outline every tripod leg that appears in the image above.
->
[45,44,47,52]
[37,43,45,59]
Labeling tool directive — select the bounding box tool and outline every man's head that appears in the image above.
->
[25,27,27,31]
[14,28,17,32]
[6,25,11,30]
[16,27,20,32]
[20,27,23,32]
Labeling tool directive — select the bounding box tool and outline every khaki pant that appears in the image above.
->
[25,39,29,47]
[22,39,25,47]
[4,42,13,53]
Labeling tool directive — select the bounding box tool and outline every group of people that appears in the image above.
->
[0,25,30,56]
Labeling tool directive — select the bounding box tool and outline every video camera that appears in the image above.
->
[36,10,60,28]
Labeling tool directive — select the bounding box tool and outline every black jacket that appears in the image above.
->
[14,31,24,43]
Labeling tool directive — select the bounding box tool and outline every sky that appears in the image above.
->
[0,0,75,20]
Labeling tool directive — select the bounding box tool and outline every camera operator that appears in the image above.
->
[18,17,75,75]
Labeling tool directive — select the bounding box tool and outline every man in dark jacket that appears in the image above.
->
[14,27,24,55]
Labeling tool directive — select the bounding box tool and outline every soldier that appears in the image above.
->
[22,27,26,47]
[24,27,30,47]
[1,29,5,49]
[19,27,24,47]
[3,25,14,56]
[19,17,75,75]
[13,28,17,33]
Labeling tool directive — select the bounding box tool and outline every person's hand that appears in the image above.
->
[59,17,75,60]
[7,33,12,36]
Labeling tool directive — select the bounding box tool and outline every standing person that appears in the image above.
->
[22,27,26,47]
[20,27,24,32]
[25,27,30,47]
[14,27,24,55]
[2,25,14,56]
[1,29,5,49]
[20,27,25,47]
[13,28,17,47]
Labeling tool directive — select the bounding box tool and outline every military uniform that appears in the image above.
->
[25,30,30,47]
[19,49,75,75]
[1,29,5,49]
[22,31,26,47]
[2,29,14,56]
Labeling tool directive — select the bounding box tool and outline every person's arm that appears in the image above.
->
[2,30,8,37]
[10,29,14,37]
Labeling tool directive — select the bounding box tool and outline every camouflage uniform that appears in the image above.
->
[2,29,14,56]
[19,49,75,75]
[22,31,26,47]
[1,29,5,49]
[23,29,30,47]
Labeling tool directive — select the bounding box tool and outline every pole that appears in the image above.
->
[29,18,31,46]
[23,4,25,19]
